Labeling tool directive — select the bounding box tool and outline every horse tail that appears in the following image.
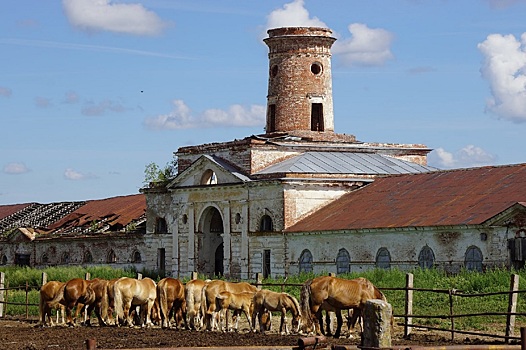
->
[113,281,124,324]
[300,279,313,328]
[200,283,210,329]
[47,283,65,309]
[375,285,386,302]
[157,282,169,327]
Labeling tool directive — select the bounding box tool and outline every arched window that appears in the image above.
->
[107,250,117,264]
[465,246,483,272]
[200,169,217,185]
[299,249,313,273]
[61,252,70,265]
[0,255,7,265]
[132,250,142,263]
[83,250,93,264]
[418,245,435,269]
[260,215,273,232]
[376,248,391,269]
[155,217,167,233]
[209,209,223,233]
[41,253,49,265]
[336,248,350,274]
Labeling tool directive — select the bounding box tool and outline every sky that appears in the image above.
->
[1,0,526,205]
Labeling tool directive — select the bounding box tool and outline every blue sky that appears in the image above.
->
[1,0,526,205]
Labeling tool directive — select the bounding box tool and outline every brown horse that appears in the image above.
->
[113,277,157,327]
[185,279,209,330]
[215,290,255,332]
[300,276,387,338]
[39,281,66,327]
[157,277,187,329]
[201,280,257,331]
[251,289,302,335]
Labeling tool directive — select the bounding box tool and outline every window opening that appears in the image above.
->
[0,255,6,265]
[260,215,273,232]
[268,104,276,133]
[41,253,49,265]
[418,245,435,269]
[336,248,350,274]
[263,249,271,279]
[210,209,223,233]
[107,250,117,263]
[83,251,93,264]
[311,62,322,75]
[61,252,70,264]
[311,103,324,131]
[132,250,142,263]
[155,217,167,233]
[201,169,217,185]
[465,246,483,272]
[376,248,391,269]
[299,249,313,273]
[15,253,30,267]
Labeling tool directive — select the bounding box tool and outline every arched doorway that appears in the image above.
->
[198,206,224,277]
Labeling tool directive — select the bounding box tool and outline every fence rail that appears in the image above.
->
[0,271,524,343]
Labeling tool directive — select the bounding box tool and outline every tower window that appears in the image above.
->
[311,62,322,75]
[271,65,278,77]
[260,215,273,232]
[267,104,276,133]
[201,169,217,185]
[311,103,324,131]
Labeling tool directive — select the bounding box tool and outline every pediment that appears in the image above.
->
[168,155,251,189]
[484,202,526,227]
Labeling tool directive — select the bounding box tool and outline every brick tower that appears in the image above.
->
[264,27,336,134]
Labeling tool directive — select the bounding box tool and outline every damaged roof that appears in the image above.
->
[0,194,145,236]
[287,163,526,232]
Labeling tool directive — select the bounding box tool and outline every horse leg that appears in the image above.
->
[334,310,343,338]
[325,311,333,336]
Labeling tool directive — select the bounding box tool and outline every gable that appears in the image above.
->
[168,155,251,189]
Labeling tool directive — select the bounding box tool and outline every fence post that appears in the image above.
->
[0,272,5,318]
[362,299,392,348]
[191,272,198,280]
[449,289,455,341]
[85,272,91,281]
[41,272,48,286]
[137,273,142,280]
[404,273,413,338]
[506,273,519,343]
[255,273,262,290]
[25,281,29,320]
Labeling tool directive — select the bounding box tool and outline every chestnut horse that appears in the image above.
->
[113,277,157,327]
[201,280,257,331]
[185,279,209,330]
[39,281,66,326]
[157,277,187,329]
[300,276,386,338]
[215,290,255,332]
[251,289,302,335]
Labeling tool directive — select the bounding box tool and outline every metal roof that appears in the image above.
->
[286,163,526,232]
[255,151,435,175]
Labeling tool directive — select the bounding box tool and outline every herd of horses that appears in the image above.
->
[39,275,390,338]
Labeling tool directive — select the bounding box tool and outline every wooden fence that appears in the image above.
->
[0,271,524,343]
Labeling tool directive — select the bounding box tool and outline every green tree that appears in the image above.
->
[143,157,178,187]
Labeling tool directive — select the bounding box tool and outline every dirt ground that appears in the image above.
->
[0,316,515,350]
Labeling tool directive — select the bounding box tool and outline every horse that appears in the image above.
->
[201,280,257,331]
[39,281,66,327]
[300,276,387,338]
[113,277,157,327]
[214,291,255,332]
[157,277,187,329]
[185,279,210,330]
[251,289,302,335]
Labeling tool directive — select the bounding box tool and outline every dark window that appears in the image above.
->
[260,215,273,232]
[311,103,324,131]
[311,62,322,75]
[299,249,313,273]
[263,249,271,279]
[210,209,223,233]
[0,255,6,265]
[41,253,49,265]
[336,248,350,274]
[132,251,142,263]
[107,250,117,263]
[465,246,483,272]
[376,248,391,269]
[83,251,93,264]
[15,254,30,267]
[155,217,167,233]
[418,246,435,269]
[268,104,276,132]
[61,252,70,264]
[200,169,217,185]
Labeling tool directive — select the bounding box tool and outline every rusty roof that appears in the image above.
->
[49,194,146,232]
[0,203,34,220]
[286,163,526,232]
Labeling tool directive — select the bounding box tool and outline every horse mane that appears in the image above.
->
[287,293,301,317]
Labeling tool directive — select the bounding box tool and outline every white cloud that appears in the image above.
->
[81,99,128,116]
[478,33,526,122]
[3,162,30,175]
[34,97,52,108]
[0,86,12,97]
[265,0,327,30]
[64,168,97,180]
[63,91,79,104]
[332,23,394,66]
[62,0,169,36]
[429,145,497,169]
[144,99,265,130]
